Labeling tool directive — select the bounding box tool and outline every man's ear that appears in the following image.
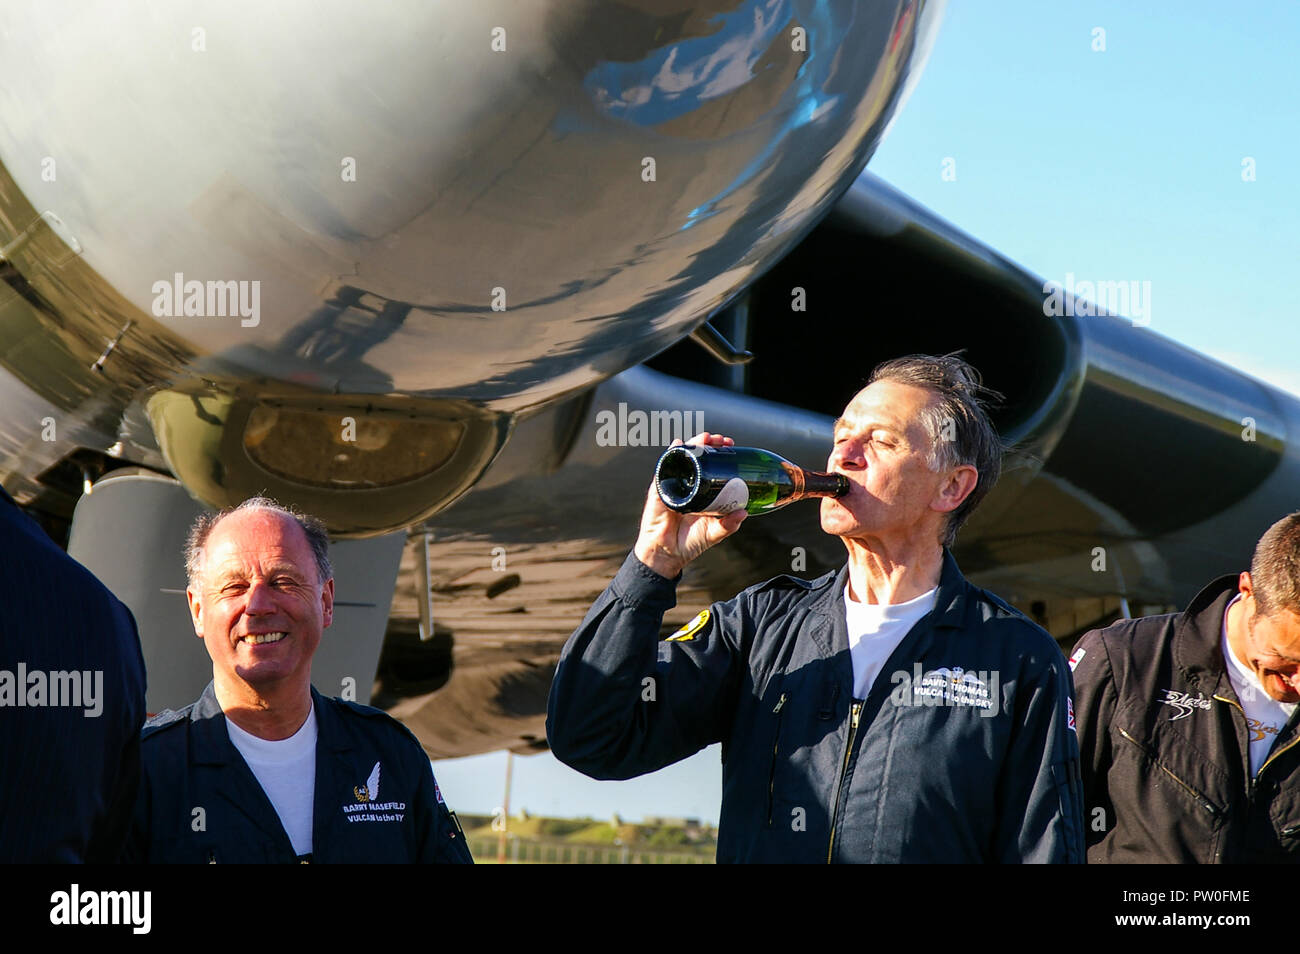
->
[186,587,204,638]
[321,578,335,629]
[933,464,978,515]
[1239,571,1257,620]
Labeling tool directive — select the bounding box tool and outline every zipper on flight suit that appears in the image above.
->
[1254,719,1300,778]
[1217,691,1300,849]
[1118,727,1223,817]
[767,692,787,826]
[1214,692,1256,797]
[1213,691,1255,854]
[1257,739,1300,776]
[1215,691,1298,857]
[1264,747,1300,844]
[825,700,863,863]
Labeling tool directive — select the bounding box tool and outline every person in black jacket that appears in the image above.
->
[125,496,471,863]
[1072,512,1300,863]
[547,354,1085,863]
[0,483,146,862]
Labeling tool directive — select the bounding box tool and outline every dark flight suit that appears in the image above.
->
[549,549,1085,863]
[125,683,472,863]
[0,483,147,863]
[1073,576,1300,862]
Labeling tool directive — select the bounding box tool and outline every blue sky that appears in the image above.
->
[431,2,1300,825]
[874,0,1300,394]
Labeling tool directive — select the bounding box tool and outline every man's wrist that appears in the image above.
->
[610,550,680,614]
[633,541,685,580]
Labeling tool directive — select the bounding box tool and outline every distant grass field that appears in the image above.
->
[458,813,716,863]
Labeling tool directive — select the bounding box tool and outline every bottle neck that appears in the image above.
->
[797,470,848,500]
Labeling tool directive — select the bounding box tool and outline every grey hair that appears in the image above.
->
[867,353,1005,548]
[1250,512,1300,618]
[185,496,333,588]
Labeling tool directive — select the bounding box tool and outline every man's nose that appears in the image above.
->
[245,580,277,614]
[832,441,865,470]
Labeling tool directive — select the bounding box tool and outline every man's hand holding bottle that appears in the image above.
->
[634,433,747,579]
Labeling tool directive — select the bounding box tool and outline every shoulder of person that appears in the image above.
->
[706,568,841,634]
[140,702,199,743]
[322,695,426,754]
[960,580,1064,658]
[741,566,839,603]
[1075,608,1180,667]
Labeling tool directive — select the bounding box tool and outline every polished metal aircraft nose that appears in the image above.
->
[0,0,943,408]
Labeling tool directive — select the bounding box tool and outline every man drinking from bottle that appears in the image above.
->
[546,353,1084,863]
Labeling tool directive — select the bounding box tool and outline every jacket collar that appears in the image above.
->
[1174,574,1240,686]
[807,547,969,662]
[188,681,357,857]
[932,548,972,630]
[817,548,967,614]
[190,682,349,764]
[189,682,229,765]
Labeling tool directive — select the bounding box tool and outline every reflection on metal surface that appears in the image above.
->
[0,157,197,504]
[0,0,942,410]
[0,210,81,263]
[147,390,510,536]
[243,406,464,489]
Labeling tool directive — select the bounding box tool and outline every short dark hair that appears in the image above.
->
[867,353,1005,548]
[185,496,332,588]
[1250,512,1300,617]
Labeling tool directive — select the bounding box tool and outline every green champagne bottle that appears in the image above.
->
[654,445,849,516]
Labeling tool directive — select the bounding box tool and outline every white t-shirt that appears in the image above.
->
[844,584,938,700]
[1221,596,1298,777]
[226,702,318,856]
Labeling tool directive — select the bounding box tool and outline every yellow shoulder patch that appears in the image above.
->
[665,609,710,642]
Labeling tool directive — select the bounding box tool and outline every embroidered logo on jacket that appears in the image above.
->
[1159,689,1211,721]
[666,609,710,642]
[342,760,406,823]
[889,664,1001,718]
[354,761,380,802]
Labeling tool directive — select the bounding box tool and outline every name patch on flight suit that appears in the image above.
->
[341,760,406,823]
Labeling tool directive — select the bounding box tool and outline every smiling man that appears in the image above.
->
[1073,512,1300,863]
[547,354,1084,863]
[124,497,471,863]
